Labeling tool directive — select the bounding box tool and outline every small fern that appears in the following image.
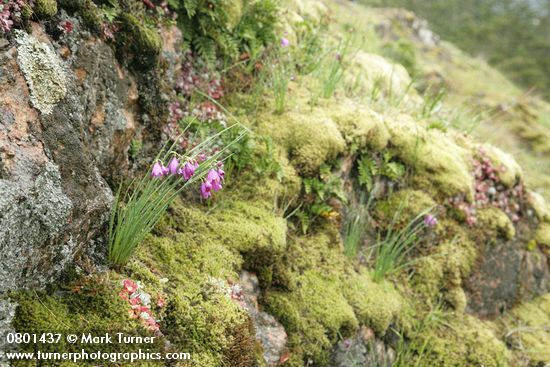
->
[173,0,278,65]
[357,152,405,191]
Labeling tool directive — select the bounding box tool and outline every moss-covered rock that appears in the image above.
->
[411,220,477,309]
[535,222,550,248]
[374,189,436,229]
[385,114,474,198]
[265,271,358,365]
[476,207,516,241]
[343,272,404,335]
[256,109,346,175]
[502,294,550,364]
[346,51,416,99]
[483,145,523,188]
[116,13,162,70]
[327,99,390,151]
[419,315,511,367]
[528,191,550,222]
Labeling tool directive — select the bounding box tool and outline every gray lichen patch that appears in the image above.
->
[0,299,17,366]
[15,30,67,115]
[0,162,73,292]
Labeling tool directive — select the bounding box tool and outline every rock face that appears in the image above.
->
[464,220,550,318]
[240,271,287,366]
[0,299,17,367]
[0,20,146,291]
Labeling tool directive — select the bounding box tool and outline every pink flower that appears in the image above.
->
[280,37,290,47]
[122,279,138,293]
[200,181,212,199]
[180,161,197,180]
[424,214,438,228]
[151,162,165,177]
[206,169,222,192]
[168,157,180,175]
[0,14,14,33]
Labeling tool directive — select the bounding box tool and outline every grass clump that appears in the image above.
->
[108,125,246,267]
[343,196,371,258]
[368,206,431,282]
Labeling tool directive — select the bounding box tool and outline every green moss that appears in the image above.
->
[256,108,346,175]
[343,272,404,335]
[33,0,58,19]
[411,221,477,310]
[476,207,516,241]
[116,13,162,70]
[503,294,550,364]
[163,290,251,366]
[528,191,550,222]
[279,229,347,287]
[326,99,390,151]
[444,287,467,313]
[209,199,287,254]
[385,114,474,199]
[10,274,165,365]
[420,315,511,367]
[264,271,358,365]
[131,198,265,366]
[374,189,436,229]
[224,0,244,30]
[412,256,445,304]
[535,222,550,248]
[345,50,414,98]
[483,145,523,188]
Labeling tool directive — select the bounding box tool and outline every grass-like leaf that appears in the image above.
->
[108,124,247,267]
[369,207,431,282]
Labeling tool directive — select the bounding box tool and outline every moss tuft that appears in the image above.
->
[116,13,162,70]
[476,207,516,241]
[256,108,346,175]
[535,222,550,248]
[343,272,404,335]
[327,99,390,152]
[503,294,550,364]
[420,315,511,367]
[374,189,436,229]
[385,114,474,199]
[264,271,358,365]
[33,0,58,19]
[483,145,523,188]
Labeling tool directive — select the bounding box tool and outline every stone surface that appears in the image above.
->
[15,30,67,115]
[464,220,550,318]
[240,271,287,366]
[0,17,176,291]
[330,326,394,367]
[0,299,17,367]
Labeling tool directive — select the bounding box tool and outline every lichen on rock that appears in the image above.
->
[15,30,67,115]
[0,162,73,292]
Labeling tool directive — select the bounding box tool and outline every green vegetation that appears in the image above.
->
[365,0,550,100]
[7,0,550,366]
[171,0,278,64]
[368,207,430,282]
[108,127,246,266]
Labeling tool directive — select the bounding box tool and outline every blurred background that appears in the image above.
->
[363,0,550,100]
